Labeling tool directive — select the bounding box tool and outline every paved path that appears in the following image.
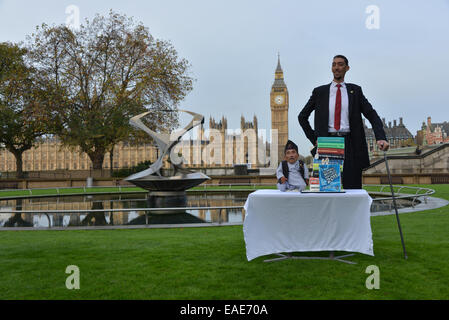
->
[371,196,449,216]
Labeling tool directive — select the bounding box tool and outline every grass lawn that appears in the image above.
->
[0,186,146,199]
[0,184,448,299]
[0,185,266,199]
[0,183,431,199]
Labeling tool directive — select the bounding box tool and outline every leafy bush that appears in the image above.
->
[112,160,152,178]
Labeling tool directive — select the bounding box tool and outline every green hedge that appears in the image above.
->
[111,160,152,178]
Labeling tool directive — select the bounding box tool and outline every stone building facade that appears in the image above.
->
[0,138,159,173]
[364,117,414,153]
[175,114,265,168]
[0,115,266,173]
[364,143,449,184]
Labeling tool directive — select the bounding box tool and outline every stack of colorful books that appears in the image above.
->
[310,137,345,192]
[309,177,320,191]
[317,137,345,159]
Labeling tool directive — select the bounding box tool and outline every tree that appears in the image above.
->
[0,42,47,178]
[27,11,193,170]
[303,155,314,166]
[400,138,416,148]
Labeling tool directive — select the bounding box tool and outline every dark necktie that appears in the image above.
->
[334,84,342,131]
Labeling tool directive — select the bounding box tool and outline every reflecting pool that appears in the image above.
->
[0,191,419,228]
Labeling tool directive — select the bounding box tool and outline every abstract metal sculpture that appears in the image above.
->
[125,109,210,192]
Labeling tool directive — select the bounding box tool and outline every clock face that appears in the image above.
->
[275,95,284,105]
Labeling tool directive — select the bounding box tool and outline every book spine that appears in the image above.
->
[318,148,345,155]
[316,143,345,149]
[317,137,345,144]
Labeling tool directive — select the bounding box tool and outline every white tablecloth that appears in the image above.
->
[243,189,374,261]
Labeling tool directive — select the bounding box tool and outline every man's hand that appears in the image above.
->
[280,176,287,184]
[377,140,389,151]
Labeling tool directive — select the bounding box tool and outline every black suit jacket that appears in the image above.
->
[298,83,386,169]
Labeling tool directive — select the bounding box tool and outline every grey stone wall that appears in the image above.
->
[365,144,449,174]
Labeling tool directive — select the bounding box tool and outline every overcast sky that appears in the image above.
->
[1,0,448,156]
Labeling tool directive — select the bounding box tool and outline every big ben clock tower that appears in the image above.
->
[270,54,289,164]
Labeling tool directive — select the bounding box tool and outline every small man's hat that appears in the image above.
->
[284,140,298,153]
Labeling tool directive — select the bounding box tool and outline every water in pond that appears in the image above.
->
[0,191,418,228]
[0,191,248,228]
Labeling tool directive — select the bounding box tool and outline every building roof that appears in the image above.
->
[364,117,413,140]
[429,121,449,135]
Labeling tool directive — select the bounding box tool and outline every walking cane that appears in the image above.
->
[383,148,408,260]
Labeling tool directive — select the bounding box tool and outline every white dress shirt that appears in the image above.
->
[328,81,350,133]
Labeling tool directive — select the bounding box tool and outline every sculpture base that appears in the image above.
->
[147,191,187,214]
[127,172,210,192]
[125,171,210,214]
[126,212,205,225]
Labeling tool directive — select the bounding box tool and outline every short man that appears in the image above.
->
[298,55,389,189]
[276,140,309,192]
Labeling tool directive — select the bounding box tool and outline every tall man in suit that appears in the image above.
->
[298,55,389,189]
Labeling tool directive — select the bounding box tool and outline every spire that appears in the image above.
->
[276,52,283,73]
[272,53,286,88]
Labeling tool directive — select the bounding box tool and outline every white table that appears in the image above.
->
[243,189,374,263]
